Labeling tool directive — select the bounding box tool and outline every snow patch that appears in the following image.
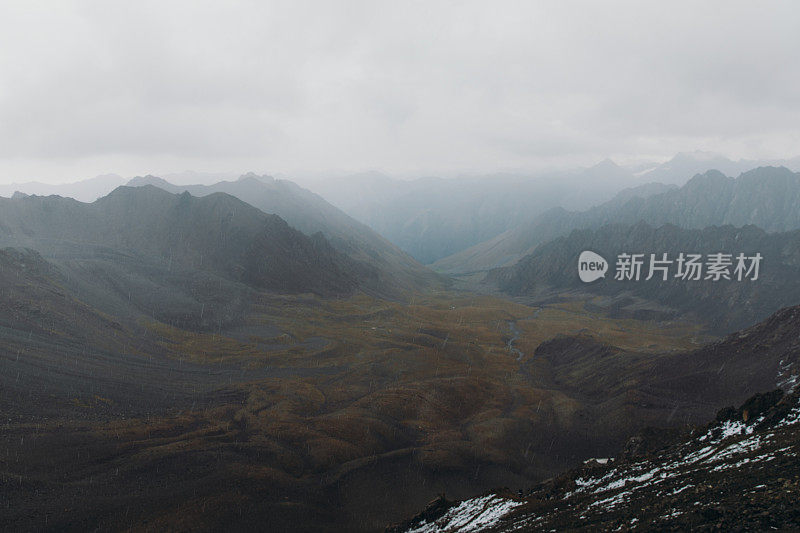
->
[406,495,524,533]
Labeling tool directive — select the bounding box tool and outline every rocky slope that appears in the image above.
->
[126,174,440,294]
[390,303,800,530]
[4,262,800,531]
[0,186,376,329]
[390,388,800,532]
[0,247,207,418]
[492,221,800,333]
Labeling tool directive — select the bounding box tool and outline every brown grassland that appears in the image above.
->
[1,289,713,531]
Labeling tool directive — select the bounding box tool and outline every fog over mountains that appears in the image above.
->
[435,165,800,273]
[260,152,800,266]
[5,154,800,335]
[125,173,439,293]
[308,159,636,264]
[631,151,800,185]
[0,186,390,331]
[6,152,799,269]
[4,2,800,530]
[0,174,126,202]
[3,152,800,530]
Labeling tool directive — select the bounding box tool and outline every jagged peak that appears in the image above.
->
[737,165,797,182]
[682,168,732,187]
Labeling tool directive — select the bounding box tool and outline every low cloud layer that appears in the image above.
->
[1,0,798,183]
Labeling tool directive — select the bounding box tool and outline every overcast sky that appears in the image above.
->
[0,1,798,184]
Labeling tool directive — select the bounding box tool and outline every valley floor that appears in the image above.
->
[0,288,735,531]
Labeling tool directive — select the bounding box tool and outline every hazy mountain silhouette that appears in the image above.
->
[310,161,637,264]
[436,166,800,274]
[636,150,800,185]
[0,174,125,202]
[0,186,378,329]
[492,221,800,332]
[126,173,439,293]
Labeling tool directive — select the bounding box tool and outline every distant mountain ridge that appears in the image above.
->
[126,173,439,294]
[636,150,800,185]
[305,153,800,265]
[0,174,125,202]
[492,221,800,332]
[435,166,800,274]
[0,186,376,329]
[309,161,638,264]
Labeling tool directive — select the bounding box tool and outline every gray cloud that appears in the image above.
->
[0,0,798,183]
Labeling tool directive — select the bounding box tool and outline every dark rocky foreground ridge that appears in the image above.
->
[390,388,800,532]
[389,304,800,531]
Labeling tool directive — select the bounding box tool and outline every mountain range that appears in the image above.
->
[634,150,800,184]
[125,173,439,293]
[3,154,800,531]
[0,186,389,331]
[308,161,637,264]
[304,152,800,265]
[0,174,126,202]
[4,151,799,269]
[490,221,800,333]
[0,171,244,202]
[435,166,800,274]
